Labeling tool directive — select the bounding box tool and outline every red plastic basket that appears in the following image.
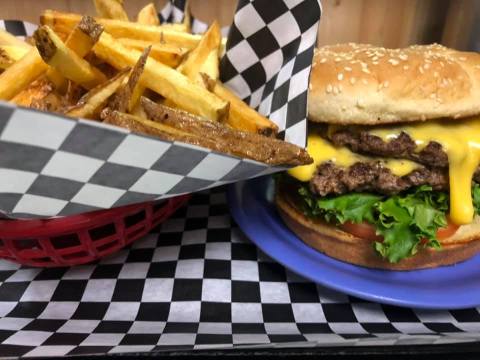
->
[0,196,189,267]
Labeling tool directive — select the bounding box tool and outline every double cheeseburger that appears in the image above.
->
[276,43,480,270]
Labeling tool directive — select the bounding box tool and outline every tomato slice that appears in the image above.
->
[340,218,459,242]
[339,221,383,242]
[436,217,460,240]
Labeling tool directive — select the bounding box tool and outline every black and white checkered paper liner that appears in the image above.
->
[0,0,320,219]
[0,187,478,357]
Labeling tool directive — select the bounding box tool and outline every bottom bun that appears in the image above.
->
[275,188,480,270]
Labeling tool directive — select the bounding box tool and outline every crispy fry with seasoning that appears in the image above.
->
[117,38,187,67]
[41,10,192,43]
[34,25,107,89]
[108,46,150,113]
[65,68,129,119]
[141,97,310,166]
[94,0,129,21]
[137,3,160,26]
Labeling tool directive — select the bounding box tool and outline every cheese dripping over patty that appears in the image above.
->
[368,117,480,225]
[288,134,419,182]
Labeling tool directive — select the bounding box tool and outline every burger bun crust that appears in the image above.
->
[309,43,480,125]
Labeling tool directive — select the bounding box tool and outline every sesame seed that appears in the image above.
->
[333,86,339,94]
[388,59,399,66]
[399,54,408,61]
[419,66,424,74]
[338,73,344,81]
[335,57,341,62]
[362,68,371,74]
[357,99,366,108]
[424,63,430,69]
[372,56,379,61]
[372,61,379,65]
[320,58,327,63]
[326,84,333,93]
[459,56,467,61]
[344,67,352,72]
[383,81,389,88]
[350,77,356,84]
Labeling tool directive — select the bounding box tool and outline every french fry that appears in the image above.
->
[11,76,65,112]
[0,49,48,100]
[0,28,31,50]
[94,0,128,21]
[93,31,229,121]
[141,97,311,166]
[0,45,29,69]
[206,76,279,136]
[41,11,196,46]
[64,15,104,57]
[102,109,195,139]
[199,49,219,84]
[220,37,227,57]
[109,46,150,113]
[137,3,160,26]
[47,15,104,92]
[34,25,107,89]
[0,45,29,62]
[103,107,305,166]
[66,67,130,119]
[177,21,221,86]
[183,0,192,33]
[11,77,54,106]
[117,38,187,67]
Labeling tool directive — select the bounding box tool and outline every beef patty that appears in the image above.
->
[327,128,448,168]
[310,161,480,196]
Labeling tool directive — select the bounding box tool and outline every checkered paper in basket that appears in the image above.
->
[0,0,321,219]
[0,187,478,358]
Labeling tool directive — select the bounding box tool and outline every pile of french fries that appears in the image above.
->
[0,0,311,166]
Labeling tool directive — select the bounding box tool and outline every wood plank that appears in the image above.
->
[0,0,236,26]
[0,0,474,50]
[442,0,476,50]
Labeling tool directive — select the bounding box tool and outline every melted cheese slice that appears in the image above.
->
[369,117,480,225]
[288,134,419,182]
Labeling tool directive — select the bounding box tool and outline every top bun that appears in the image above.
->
[308,43,480,125]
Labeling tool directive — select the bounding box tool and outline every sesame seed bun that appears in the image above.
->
[308,43,480,125]
[276,186,480,270]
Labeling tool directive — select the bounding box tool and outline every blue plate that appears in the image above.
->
[227,176,480,309]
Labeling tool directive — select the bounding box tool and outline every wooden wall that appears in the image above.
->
[0,0,475,50]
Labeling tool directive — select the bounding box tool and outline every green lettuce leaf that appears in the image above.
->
[296,182,450,263]
[299,187,381,224]
[473,184,480,214]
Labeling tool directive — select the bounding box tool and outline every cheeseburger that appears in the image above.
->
[276,43,480,270]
